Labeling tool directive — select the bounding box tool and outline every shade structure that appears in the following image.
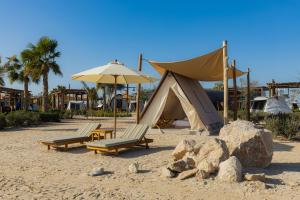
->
[148,48,245,81]
[72,60,156,136]
[72,61,155,84]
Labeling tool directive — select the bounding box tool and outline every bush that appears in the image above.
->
[39,112,60,122]
[5,111,40,127]
[0,113,6,129]
[63,110,74,119]
[265,113,300,140]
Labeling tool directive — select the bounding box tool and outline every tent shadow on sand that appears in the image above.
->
[273,141,294,152]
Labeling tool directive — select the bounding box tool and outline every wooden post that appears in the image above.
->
[246,68,251,121]
[232,59,238,121]
[126,84,129,115]
[223,40,229,124]
[136,53,142,124]
[113,75,118,138]
[271,79,275,97]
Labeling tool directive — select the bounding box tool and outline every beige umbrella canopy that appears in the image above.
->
[72,60,156,136]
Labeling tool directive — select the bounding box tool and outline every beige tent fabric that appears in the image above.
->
[148,48,245,81]
[139,72,223,134]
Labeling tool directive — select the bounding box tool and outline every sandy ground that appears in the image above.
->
[0,118,300,200]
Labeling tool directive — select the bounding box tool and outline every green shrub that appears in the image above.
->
[0,113,6,129]
[265,113,300,139]
[6,111,26,127]
[39,112,60,122]
[5,111,40,127]
[63,110,74,119]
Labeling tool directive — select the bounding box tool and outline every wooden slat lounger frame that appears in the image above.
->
[86,124,153,155]
[87,137,154,155]
[40,123,101,150]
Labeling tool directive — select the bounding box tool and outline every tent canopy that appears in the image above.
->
[139,71,223,134]
[148,48,245,81]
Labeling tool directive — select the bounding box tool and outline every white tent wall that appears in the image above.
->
[139,72,223,134]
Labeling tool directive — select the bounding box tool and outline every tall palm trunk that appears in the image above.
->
[23,77,29,111]
[103,87,107,110]
[42,71,49,112]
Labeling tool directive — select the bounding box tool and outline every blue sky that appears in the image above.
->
[0,0,299,95]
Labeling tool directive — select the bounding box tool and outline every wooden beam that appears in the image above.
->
[136,53,142,124]
[246,68,251,121]
[232,59,238,121]
[223,40,229,124]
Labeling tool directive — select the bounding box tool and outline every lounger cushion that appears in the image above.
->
[87,138,139,148]
[44,135,89,143]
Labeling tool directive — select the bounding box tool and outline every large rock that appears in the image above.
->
[217,156,242,182]
[195,138,229,174]
[161,167,176,178]
[172,139,197,161]
[182,152,197,169]
[219,120,273,168]
[168,160,187,173]
[177,168,198,180]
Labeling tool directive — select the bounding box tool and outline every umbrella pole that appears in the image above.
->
[114,75,117,138]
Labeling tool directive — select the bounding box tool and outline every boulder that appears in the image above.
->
[88,167,104,176]
[161,167,176,178]
[219,120,273,168]
[168,160,187,173]
[197,160,215,174]
[177,168,198,180]
[244,173,266,182]
[195,138,229,173]
[182,152,197,169]
[217,156,242,182]
[172,139,197,161]
[195,170,210,180]
[128,162,139,173]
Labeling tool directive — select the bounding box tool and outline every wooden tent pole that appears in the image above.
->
[223,40,229,124]
[246,68,251,121]
[232,59,238,121]
[136,53,142,124]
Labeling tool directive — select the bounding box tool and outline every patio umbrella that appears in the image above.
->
[72,60,156,137]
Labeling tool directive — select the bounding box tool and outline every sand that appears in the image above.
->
[0,118,300,200]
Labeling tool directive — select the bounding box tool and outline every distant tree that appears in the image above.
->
[140,87,156,103]
[27,36,62,111]
[0,57,5,86]
[4,52,39,110]
[81,81,98,109]
[212,82,223,90]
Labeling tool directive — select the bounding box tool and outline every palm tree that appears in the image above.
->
[4,53,38,110]
[82,81,98,109]
[28,36,62,111]
[0,57,5,86]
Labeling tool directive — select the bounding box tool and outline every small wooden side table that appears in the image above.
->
[91,129,113,141]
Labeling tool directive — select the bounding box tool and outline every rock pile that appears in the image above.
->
[162,120,273,183]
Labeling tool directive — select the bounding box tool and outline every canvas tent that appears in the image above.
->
[139,72,223,134]
[251,96,292,114]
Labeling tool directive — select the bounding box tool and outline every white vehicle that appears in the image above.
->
[250,96,292,114]
[67,101,86,110]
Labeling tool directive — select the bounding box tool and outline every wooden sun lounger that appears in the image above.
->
[86,124,153,155]
[40,122,101,150]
